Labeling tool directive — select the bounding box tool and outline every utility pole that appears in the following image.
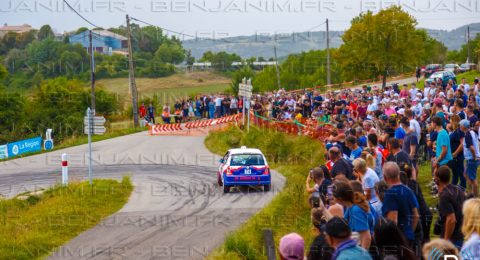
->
[126,15,140,127]
[326,18,331,85]
[89,30,96,113]
[467,25,471,63]
[274,44,281,89]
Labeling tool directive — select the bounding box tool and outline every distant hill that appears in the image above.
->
[182,23,480,59]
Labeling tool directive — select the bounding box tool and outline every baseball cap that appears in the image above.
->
[460,119,470,128]
[279,233,304,260]
[434,98,443,106]
[325,217,351,239]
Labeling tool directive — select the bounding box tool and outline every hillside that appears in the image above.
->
[96,71,230,107]
[183,23,480,59]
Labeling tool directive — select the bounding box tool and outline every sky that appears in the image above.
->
[1,0,480,39]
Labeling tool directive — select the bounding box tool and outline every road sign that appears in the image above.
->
[84,126,106,135]
[83,116,106,125]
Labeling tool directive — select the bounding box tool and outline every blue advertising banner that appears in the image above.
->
[0,144,7,159]
[7,137,42,157]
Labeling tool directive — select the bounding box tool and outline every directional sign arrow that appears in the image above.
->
[84,116,106,125]
[84,126,106,135]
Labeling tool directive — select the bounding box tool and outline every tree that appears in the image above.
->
[154,42,185,64]
[200,51,241,71]
[76,27,89,34]
[338,6,424,87]
[185,50,195,66]
[37,25,54,40]
[0,64,8,81]
[417,29,447,64]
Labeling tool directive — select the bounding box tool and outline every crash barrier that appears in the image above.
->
[251,113,344,142]
[149,114,241,135]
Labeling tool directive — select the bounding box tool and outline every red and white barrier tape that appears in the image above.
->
[149,114,241,135]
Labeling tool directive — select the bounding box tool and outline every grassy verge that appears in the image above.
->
[0,177,133,259]
[204,126,324,260]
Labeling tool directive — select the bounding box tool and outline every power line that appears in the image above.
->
[129,16,235,44]
[62,0,100,28]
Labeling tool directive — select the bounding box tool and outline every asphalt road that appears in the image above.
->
[0,131,286,260]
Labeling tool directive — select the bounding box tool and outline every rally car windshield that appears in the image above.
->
[230,154,265,166]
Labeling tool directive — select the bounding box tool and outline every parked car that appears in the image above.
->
[425,70,457,87]
[217,146,271,193]
[424,64,442,77]
[444,64,460,74]
[459,63,478,73]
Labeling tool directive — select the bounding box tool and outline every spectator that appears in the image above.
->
[346,135,363,162]
[386,138,412,168]
[308,208,334,260]
[431,116,453,170]
[306,167,329,208]
[367,133,384,179]
[399,165,433,245]
[147,103,155,124]
[139,102,146,118]
[460,198,480,260]
[329,147,354,180]
[382,162,420,247]
[374,218,417,259]
[332,180,374,249]
[279,233,305,260]
[448,115,465,190]
[460,119,480,196]
[324,217,372,260]
[400,117,418,179]
[352,158,380,216]
[435,165,465,248]
[422,239,459,260]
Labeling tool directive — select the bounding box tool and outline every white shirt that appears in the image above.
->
[409,88,418,100]
[409,119,421,143]
[215,97,222,106]
[424,87,431,99]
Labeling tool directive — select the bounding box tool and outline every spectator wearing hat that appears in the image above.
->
[382,162,420,247]
[279,233,305,260]
[435,165,465,248]
[324,217,372,260]
[460,119,480,196]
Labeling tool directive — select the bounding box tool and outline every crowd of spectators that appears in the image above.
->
[139,76,480,259]
[283,77,480,259]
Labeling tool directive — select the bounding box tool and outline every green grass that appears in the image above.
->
[0,177,133,259]
[97,71,230,108]
[204,126,324,260]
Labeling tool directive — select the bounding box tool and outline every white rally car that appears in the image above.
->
[217,146,271,193]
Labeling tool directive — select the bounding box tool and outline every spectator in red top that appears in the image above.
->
[139,102,146,118]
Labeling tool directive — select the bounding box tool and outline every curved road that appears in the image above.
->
[0,131,285,260]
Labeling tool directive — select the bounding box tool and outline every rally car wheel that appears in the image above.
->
[264,184,271,192]
[223,185,230,193]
